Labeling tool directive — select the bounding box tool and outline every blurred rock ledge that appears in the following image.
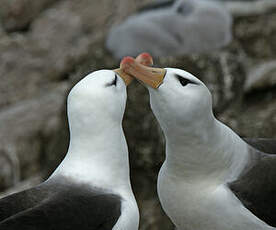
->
[244,60,276,92]
[0,83,69,186]
[0,174,43,199]
[0,0,59,32]
[225,0,276,17]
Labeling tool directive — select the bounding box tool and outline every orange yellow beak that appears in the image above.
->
[113,68,133,86]
[120,57,166,89]
[114,53,154,86]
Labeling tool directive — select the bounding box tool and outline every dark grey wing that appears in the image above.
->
[138,0,176,13]
[228,151,276,227]
[0,183,122,230]
[243,138,276,154]
[0,183,52,222]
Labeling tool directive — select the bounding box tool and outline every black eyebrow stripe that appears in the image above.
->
[175,74,198,84]
[105,73,117,87]
[138,0,176,13]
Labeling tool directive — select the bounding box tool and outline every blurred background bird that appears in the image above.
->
[106,0,232,59]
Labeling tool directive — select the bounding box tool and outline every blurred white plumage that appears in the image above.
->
[106,0,232,59]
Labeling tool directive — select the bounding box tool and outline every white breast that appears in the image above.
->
[112,189,139,230]
[158,163,274,230]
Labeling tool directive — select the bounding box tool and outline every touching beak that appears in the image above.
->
[114,53,154,86]
[113,68,133,86]
[120,56,166,89]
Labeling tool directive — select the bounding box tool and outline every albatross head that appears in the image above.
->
[67,70,127,138]
[121,57,215,138]
[67,53,153,138]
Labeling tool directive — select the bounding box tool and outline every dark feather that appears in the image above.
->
[229,146,276,227]
[138,0,176,13]
[0,177,121,230]
[243,138,276,154]
[0,184,52,222]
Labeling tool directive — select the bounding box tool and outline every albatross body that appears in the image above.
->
[121,58,276,230]
[106,0,232,59]
[0,70,139,230]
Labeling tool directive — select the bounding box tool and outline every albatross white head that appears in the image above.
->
[120,57,215,142]
[121,57,248,183]
[51,53,153,190]
[68,70,127,142]
[51,69,132,188]
[148,68,214,139]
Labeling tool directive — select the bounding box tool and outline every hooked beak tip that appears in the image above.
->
[120,56,135,68]
[114,53,159,87]
[113,68,132,86]
[120,58,166,89]
[136,52,154,66]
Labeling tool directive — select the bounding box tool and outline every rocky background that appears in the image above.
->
[0,0,275,229]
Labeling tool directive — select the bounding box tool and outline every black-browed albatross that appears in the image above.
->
[121,57,276,230]
[106,0,232,59]
[0,63,143,230]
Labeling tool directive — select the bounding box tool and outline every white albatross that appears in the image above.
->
[0,66,141,230]
[121,56,276,230]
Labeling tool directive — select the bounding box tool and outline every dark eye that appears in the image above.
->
[179,77,192,86]
[176,2,193,15]
[105,74,117,87]
[112,75,117,86]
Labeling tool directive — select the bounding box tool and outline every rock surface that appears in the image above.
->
[0,1,276,230]
[0,0,59,32]
[244,60,276,91]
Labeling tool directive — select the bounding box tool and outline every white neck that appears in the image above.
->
[50,124,132,192]
[163,118,249,185]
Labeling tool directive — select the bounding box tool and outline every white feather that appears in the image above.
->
[50,70,139,230]
[149,68,275,230]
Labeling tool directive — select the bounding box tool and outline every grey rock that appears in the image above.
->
[0,151,17,191]
[0,0,59,32]
[0,0,150,109]
[244,60,276,92]
[0,83,69,179]
[0,174,42,199]
[218,88,276,138]
[224,0,276,17]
